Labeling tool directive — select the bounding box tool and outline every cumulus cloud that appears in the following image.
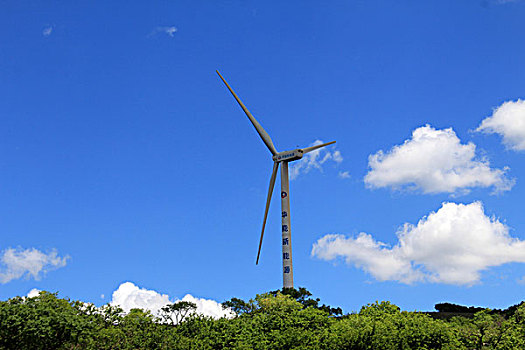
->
[110,282,233,319]
[312,202,525,286]
[111,282,171,313]
[289,140,343,180]
[27,288,41,298]
[476,99,525,151]
[42,26,53,37]
[364,125,513,194]
[180,293,234,319]
[0,248,69,284]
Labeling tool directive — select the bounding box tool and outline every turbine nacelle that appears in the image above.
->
[273,149,304,162]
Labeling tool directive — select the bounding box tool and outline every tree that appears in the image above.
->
[0,291,91,349]
[222,297,255,316]
[2,288,525,349]
[359,300,400,317]
[435,302,485,314]
[160,301,197,325]
[268,287,343,316]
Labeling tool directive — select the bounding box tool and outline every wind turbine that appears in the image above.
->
[217,71,335,289]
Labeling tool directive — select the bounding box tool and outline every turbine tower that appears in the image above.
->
[217,71,335,289]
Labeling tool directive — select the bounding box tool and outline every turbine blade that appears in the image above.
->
[216,70,278,156]
[256,162,279,265]
[302,141,336,154]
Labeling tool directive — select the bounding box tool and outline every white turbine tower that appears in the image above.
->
[217,71,335,289]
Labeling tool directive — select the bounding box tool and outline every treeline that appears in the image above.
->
[0,288,524,349]
[430,302,523,319]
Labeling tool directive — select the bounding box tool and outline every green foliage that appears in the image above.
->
[0,291,94,350]
[359,300,401,317]
[435,302,485,314]
[160,300,197,325]
[255,291,304,314]
[222,297,256,315]
[268,287,343,316]
[1,288,525,349]
[327,300,456,350]
[449,309,524,350]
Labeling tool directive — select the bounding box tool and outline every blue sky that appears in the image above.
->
[2,0,525,314]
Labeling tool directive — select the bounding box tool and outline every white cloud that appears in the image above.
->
[111,282,170,314]
[332,150,343,163]
[42,26,53,37]
[338,171,350,179]
[312,202,525,286]
[110,282,233,319]
[153,26,178,37]
[476,99,525,151]
[180,294,234,319]
[27,288,41,298]
[0,248,69,284]
[289,140,343,180]
[364,125,513,194]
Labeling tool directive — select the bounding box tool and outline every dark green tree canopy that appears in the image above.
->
[160,301,197,325]
[1,288,525,349]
